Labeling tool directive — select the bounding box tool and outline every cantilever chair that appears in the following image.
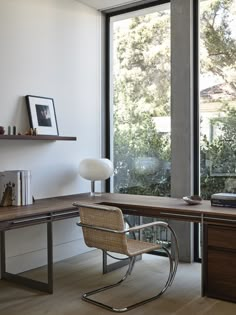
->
[73,202,179,313]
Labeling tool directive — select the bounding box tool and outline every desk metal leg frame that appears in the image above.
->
[201,213,205,297]
[0,222,53,294]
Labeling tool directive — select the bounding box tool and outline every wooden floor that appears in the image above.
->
[0,250,236,315]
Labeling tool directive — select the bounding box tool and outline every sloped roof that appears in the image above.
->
[201,83,236,101]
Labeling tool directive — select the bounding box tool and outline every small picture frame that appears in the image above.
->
[25,95,59,135]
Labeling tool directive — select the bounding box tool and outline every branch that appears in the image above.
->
[208,52,229,57]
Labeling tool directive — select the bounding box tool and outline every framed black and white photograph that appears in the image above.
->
[25,95,59,135]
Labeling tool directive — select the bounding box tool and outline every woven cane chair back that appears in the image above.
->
[79,204,129,255]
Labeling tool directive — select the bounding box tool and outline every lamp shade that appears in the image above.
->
[79,158,114,181]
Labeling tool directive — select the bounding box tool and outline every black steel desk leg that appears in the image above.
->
[47,221,53,293]
[0,223,53,294]
[0,231,6,278]
[201,214,205,297]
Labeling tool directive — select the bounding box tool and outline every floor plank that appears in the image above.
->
[0,250,236,315]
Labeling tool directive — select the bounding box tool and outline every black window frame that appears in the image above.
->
[104,0,201,262]
[104,0,171,192]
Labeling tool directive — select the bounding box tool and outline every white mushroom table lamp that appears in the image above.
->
[78,158,114,196]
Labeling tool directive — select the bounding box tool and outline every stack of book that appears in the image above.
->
[0,170,32,206]
[211,193,236,208]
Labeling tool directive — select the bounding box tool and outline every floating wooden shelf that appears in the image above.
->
[0,135,77,141]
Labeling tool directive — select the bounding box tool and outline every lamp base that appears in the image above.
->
[90,181,104,197]
[89,192,103,197]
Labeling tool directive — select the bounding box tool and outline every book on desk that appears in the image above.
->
[211,193,236,208]
[0,170,32,206]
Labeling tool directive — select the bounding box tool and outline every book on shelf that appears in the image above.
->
[21,170,32,205]
[0,170,32,206]
[0,171,21,206]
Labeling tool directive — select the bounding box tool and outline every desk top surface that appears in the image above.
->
[1,193,236,223]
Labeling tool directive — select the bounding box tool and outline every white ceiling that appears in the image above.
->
[77,0,142,11]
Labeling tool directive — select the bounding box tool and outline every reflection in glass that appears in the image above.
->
[111,4,171,197]
[200,0,236,199]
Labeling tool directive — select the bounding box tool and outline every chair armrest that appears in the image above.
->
[77,220,169,234]
[125,221,168,233]
[77,221,126,234]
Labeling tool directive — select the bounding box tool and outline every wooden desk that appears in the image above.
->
[0,193,236,302]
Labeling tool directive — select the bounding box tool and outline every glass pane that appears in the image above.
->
[200,0,236,199]
[110,4,171,197]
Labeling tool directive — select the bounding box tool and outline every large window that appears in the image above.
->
[200,0,236,199]
[106,0,231,263]
[109,3,171,197]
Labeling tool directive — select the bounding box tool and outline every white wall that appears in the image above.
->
[0,0,102,273]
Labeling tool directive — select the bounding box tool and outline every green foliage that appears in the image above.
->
[201,0,236,90]
[201,104,236,199]
[113,0,236,199]
[113,10,171,195]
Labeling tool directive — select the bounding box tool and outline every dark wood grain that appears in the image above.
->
[207,248,236,302]
[205,224,236,302]
[0,135,76,141]
[96,193,236,219]
[207,225,236,250]
[1,193,236,224]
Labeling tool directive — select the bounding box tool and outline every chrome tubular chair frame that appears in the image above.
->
[74,203,179,313]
